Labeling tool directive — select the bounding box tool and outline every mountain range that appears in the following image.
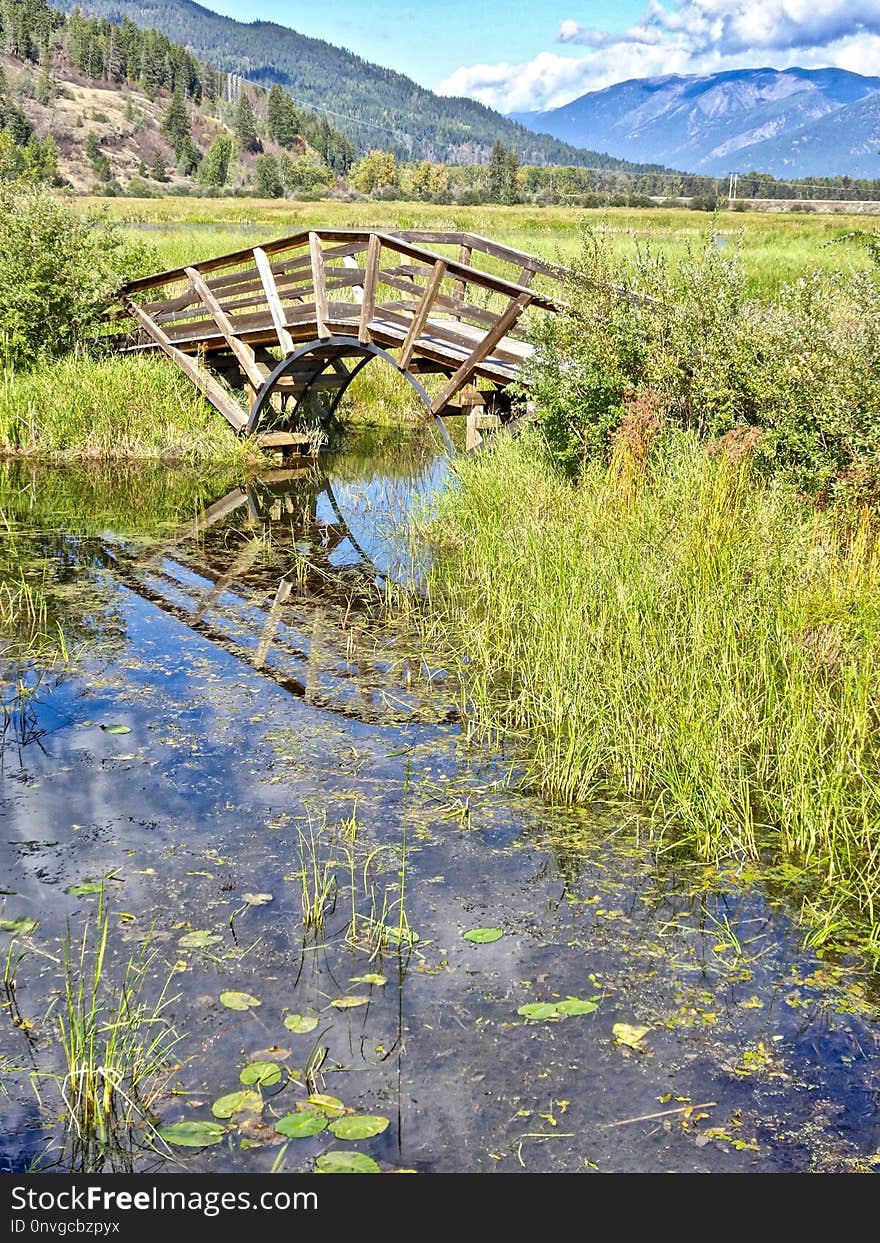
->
[511,67,880,180]
[52,0,663,171]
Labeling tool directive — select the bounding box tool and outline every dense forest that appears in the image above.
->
[0,0,357,188]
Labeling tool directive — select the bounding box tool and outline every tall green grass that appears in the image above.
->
[0,353,263,464]
[421,431,880,953]
[51,894,180,1171]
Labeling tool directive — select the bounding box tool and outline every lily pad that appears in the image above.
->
[219,991,261,1011]
[242,892,273,906]
[240,1061,282,1087]
[211,1090,263,1119]
[518,996,599,1021]
[178,930,223,949]
[350,974,387,986]
[315,1151,380,1174]
[462,927,504,944]
[0,917,38,935]
[275,1112,327,1139]
[102,724,132,735]
[65,882,103,897]
[284,1013,319,1034]
[306,1094,346,1118]
[330,995,369,1009]
[555,997,599,1016]
[612,1022,652,1050]
[159,1120,226,1147]
[518,1002,560,1021]
[329,1114,389,1141]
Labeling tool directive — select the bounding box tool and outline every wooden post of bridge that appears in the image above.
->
[461,384,500,452]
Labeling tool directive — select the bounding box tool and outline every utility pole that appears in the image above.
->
[728,172,733,201]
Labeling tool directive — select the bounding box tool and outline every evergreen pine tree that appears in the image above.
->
[488,140,507,201]
[161,86,190,155]
[234,91,259,153]
[150,149,167,181]
[266,84,300,148]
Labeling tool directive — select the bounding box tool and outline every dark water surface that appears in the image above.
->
[2,433,879,1174]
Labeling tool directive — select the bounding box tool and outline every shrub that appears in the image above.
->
[527,225,880,502]
[0,186,155,369]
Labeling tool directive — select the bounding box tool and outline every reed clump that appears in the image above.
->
[423,430,880,953]
[0,353,263,464]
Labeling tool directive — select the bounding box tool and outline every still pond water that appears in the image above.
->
[1,431,879,1173]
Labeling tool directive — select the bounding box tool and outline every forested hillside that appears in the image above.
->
[51,0,663,169]
[0,0,354,190]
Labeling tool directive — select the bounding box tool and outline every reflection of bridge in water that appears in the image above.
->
[102,465,452,725]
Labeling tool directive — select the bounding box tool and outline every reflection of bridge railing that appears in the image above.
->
[117,229,567,453]
[102,468,454,726]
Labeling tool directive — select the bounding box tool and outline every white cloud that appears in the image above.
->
[438,1,880,112]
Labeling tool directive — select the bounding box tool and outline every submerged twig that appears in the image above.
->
[607,1101,717,1127]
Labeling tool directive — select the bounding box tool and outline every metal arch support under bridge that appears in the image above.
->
[115,228,569,455]
[246,336,455,454]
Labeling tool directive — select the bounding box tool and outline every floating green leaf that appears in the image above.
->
[240,1061,282,1087]
[329,1114,389,1141]
[211,1090,262,1119]
[65,882,103,897]
[555,997,599,1016]
[612,1022,651,1050]
[284,1013,319,1034]
[242,892,273,906]
[0,917,37,935]
[219,991,261,1011]
[158,1120,226,1147]
[518,1002,560,1021]
[330,995,369,1009]
[462,927,504,944]
[102,724,132,735]
[518,997,599,1021]
[315,1151,380,1174]
[306,1094,346,1118]
[275,1112,327,1139]
[178,930,223,949]
[350,974,387,986]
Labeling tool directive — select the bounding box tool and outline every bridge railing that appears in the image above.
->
[121,228,565,354]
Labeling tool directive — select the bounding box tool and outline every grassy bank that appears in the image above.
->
[1,191,874,462]
[0,353,264,465]
[422,432,880,954]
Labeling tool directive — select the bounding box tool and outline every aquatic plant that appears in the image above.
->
[43,893,180,1171]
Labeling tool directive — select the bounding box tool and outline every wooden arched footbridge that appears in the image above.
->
[118,228,567,453]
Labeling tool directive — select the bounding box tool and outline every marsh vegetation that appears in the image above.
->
[2,194,880,1173]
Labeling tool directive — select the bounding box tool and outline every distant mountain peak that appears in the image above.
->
[511,66,880,178]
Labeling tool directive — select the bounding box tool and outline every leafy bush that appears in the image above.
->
[527,225,880,502]
[0,186,155,369]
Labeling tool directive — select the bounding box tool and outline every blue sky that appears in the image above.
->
[205,1,880,113]
[205,1,645,88]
